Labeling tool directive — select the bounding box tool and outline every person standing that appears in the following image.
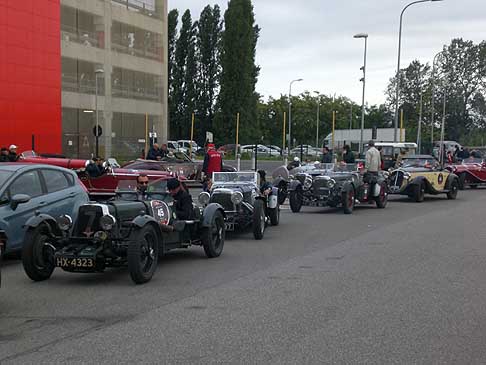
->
[321,147,332,163]
[342,145,355,164]
[365,140,381,175]
[0,147,9,162]
[202,143,222,188]
[8,145,18,162]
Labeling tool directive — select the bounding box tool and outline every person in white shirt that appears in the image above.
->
[365,140,381,174]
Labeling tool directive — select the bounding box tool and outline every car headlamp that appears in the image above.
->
[198,192,210,206]
[403,172,411,180]
[303,176,313,190]
[94,231,108,241]
[382,171,390,179]
[100,214,116,231]
[230,191,244,205]
[57,215,73,231]
[327,178,336,188]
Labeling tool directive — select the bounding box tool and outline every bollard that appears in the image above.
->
[254,144,258,171]
[251,150,256,171]
[236,153,241,171]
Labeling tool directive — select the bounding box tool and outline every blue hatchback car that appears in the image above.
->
[0,164,89,255]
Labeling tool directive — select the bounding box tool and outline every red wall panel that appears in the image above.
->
[0,0,61,154]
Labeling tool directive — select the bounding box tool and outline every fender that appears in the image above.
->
[444,173,459,190]
[131,215,158,229]
[273,177,287,188]
[24,214,59,236]
[342,181,355,193]
[201,203,226,228]
[288,179,302,192]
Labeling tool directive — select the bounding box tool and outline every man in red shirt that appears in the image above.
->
[202,143,223,191]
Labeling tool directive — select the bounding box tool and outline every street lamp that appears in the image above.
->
[354,33,368,154]
[288,78,303,156]
[94,68,104,157]
[314,91,320,148]
[393,0,444,142]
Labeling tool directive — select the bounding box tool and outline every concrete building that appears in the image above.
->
[61,0,168,159]
[0,0,168,160]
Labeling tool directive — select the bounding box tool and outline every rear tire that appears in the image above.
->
[413,183,425,202]
[342,189,355,214]
[268,204,280,226]
[253,199,266,240]
[289,188,303,213]
[128,225,159,284]
[447,180,458,200]
[22,224,56,282]
[277,182,287,205]
[375,183,388,209]
[202,210,225,258]
[458,173,466,190]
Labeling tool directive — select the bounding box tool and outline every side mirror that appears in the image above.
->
[10,194,31,210]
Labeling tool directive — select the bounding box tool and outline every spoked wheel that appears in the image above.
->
[202,210,225,258]
[447,180,459,200]
[342,189,355,214]
[128,225,159,284]
[289,188,303,213]
[22,224,56,282]
[413,183,425,202]
[253,199,266,240]
[375,183,388,208]
[277,182,288,205]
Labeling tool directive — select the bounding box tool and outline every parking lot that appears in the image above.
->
[1,190,486,363]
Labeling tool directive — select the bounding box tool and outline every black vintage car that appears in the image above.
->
[287,163,388,214]
[21,180,226,284]
[198,172,279,240]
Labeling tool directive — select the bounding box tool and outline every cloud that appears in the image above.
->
[169,0,486,105]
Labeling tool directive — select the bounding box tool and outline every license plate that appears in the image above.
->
[56,257,95,269]
[225,222,234,231]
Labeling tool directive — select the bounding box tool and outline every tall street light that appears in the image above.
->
[288,78,303,156]
[314,91,320,148]
[354,33,368,154]
[94,68,104,157]
[393,0,443,142]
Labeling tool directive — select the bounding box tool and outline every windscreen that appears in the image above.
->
[0,170,13,186]
[212,172,257,184]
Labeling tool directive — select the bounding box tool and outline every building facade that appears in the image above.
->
[0,0,168,159]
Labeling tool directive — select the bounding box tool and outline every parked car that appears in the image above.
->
[432,141,462,159]
[21,179,226,285]
[290,145,322,158]
[364,142,417,170]
[388,155,459,201]
[198,171,280,240]
[0,164,89,254]
[217,144,237,156]
[177,140,202,154]
[167,141,188,154]
[286,163,388,214]
[123,151,236,182]
[445,156,486,189]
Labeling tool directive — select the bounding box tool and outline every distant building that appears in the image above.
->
[323,128,406,149]
[0,0,168,159]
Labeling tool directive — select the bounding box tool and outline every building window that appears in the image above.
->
[111,21,163,61]
[62,58,105,95]
[111,0,164,20]
[61,6,104,49]
[112,67,162,101]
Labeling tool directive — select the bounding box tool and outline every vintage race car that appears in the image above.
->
[286,163,388,214]
[21,179,226,284]
[19,150,174,198]
[122,151,236,181]
[388,155,459,201]
[446,157,486,189]
[198,171,279,240]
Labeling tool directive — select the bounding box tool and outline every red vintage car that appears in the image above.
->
[447,157,486,189]
[18,151,174,198]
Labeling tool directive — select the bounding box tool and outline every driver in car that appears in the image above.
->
[136,174,150,199]
[258,170,272,196]
[167,178,194,221]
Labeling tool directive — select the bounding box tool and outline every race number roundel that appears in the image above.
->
[150,200,170,225]
[438,173,444,185]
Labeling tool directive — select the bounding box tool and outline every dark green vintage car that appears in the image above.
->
[21,179,226,284]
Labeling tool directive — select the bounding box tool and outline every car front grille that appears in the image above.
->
[312,179,330,195]
[210,193,235,212]
[73,205,104,236]
[390,171,404,191]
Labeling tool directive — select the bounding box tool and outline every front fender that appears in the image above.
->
[24,214,59,236]
[288,180,302,192]
[131,215,158,229]
[342,181,355,193]
[201,203,226,228]
[445,173,459,190]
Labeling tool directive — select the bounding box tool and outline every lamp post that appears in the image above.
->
[354,33,368,154]
[94,68,104,157]
[288,78,303,156]
[393,0,443,142]
[314,91,320,148]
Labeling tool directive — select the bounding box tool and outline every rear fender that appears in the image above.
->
[273,177,287,188]
[201,203,226,228]
[445,173,459,190]
[24,214,60,237]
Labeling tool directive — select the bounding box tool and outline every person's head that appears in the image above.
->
[1,147,8,155]
[207,143,215,151]
[293,156,300,163]
[167,178,181,197]
[153,143,159,150]
[93,156,103,165]
[161,143,168,150]
[368,140,375,147]
[137,174,149,192]
[323,147,329,154]
[9,144,17,153]
[343,145,350,153]
[377,146,383,151]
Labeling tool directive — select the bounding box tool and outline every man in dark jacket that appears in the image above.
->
[167,178,194,220]
[146,144,161,160]
[0,148,9,162]
[86,157,104,177]
[258,170,272,195]
[342,145,355,164]
[321,147,332,163]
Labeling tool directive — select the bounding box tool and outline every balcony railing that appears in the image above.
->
[61,25,101,48]
[111,42,162,61]
[62,75,105,95]
[110,0,162,20]
[112,83,161,101]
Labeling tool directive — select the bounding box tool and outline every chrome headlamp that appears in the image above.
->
[403,172,412,180]
[100,215,116,231]
[230,191,244,205]
[198,192,210,206]
[57,215,73,231]
[303,176,313,190]
[327,178,336,188]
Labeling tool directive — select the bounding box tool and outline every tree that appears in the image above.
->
[167,9,178,136]
[216,0,260,144]
[195,5,222,144]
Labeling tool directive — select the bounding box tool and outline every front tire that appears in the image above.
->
[375,183,388,208]
[202,210,225,258]
[342,189,355,214]
[289,188,303,213]
[128,225,159,284]
[253,199,266,240]
[268,204,280,226]
[413,182,425,202]
[447,179,459,200]
[458,173,466,190]
[22,224,56,282]
[277,182,287,205]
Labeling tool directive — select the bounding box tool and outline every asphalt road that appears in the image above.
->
[1,189,486,363]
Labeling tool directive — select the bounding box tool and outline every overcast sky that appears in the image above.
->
[168,0,486,106]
